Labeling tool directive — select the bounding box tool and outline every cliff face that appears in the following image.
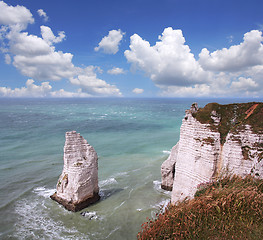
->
[161,102,263,204]
[51,131,100,211]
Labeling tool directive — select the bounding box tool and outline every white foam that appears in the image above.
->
[114,201,125,211]
[99,177,117,187]
[113,171,128,178]
[33,186,56,198]
[80,211,99,220]
[105,226,121,239]
[153,180,171,196]
[13,198,87,240]
[150,199,170,219]
[162,150,171,155]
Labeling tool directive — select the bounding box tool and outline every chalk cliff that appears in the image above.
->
[161,102,263,204]
[51,131,100,211]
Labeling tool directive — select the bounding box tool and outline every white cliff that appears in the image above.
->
[161,102,263,204]
[161,143,178,191]
[51,131,100,211]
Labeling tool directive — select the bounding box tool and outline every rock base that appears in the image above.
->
[161,184,173,191]
[50,192,100,212]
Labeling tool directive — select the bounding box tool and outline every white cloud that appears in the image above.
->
[4,24,76,81]
[107,67,125,75]
[227,35,234,43]
[0,1,124,98]
[37,9,48,22]
[159,84,211,97]
[125,27,263,97]
[49,89,92,98]
[70,66,122,97]
[132,88,144,94]
[0,79,52,97]
[230,77,258,91]
[125,27,209,87]
[157,74,261,98]
[4,53,11,64]
[0,1,34,29]
[199,30,263,72]
[95,29,125,54]
[0,79,93,98]
[0,2,75,81]
[40,26,65,45]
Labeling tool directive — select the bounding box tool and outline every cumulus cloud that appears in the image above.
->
[0,1,34,29]
[132,88,144,94]
[70,66,122,97]
[0,2,75,81]
[159,84,211,97]
[199,30,263,72]
[40,26,65,45]
[125,27,209,87]
[158,74,261,98]
[0,79,52,97]
[7,29,76,80]
[230,77,258,91]
[0,1,123,98]
[37,9,48,22]
[125,27,263,97]
[107,67,125,75]
[0,79,93,98]
[95,29,125,54]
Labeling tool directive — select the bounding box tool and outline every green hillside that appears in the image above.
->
[192,102,263,144]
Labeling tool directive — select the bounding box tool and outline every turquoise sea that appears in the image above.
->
[0,98,258,240]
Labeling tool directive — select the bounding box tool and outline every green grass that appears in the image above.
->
[138,175,263,239]
[192,102,263,144]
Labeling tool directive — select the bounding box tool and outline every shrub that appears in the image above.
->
[138,175,263,239]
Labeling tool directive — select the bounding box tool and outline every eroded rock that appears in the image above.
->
[161,102,263,204]
[51,131,100,212]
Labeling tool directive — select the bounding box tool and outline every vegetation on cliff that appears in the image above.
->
[138,175,263,239]
[192,102,263,144]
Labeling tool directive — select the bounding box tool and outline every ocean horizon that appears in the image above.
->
[0,98,262,239]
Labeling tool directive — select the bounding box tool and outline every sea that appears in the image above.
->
[0,97,259,240]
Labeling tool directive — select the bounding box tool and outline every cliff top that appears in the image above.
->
[192,102,263,143]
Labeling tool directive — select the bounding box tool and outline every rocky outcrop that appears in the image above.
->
[51,131,100,212]
[161,102,263,204]
[161,143,178,191]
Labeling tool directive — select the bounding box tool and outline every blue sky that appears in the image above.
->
[0,0,263,97]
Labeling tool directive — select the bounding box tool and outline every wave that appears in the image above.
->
[105,226,121,239]
[162,150,171,155]
[153,180,171,196]
[99,172,128,188]
[112,171,128,178]
[150,199,170,219]
[99,177,117,187]
[13,196,88,239]
[33,186,56,198]
[80,211,99,220]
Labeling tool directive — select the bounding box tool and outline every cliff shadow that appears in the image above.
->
[99,188,124,201]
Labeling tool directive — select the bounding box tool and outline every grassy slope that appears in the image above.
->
[138,176,263,239]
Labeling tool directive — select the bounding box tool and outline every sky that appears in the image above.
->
[0,0,263,98]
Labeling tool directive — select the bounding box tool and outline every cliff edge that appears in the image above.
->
[161,102,263,204]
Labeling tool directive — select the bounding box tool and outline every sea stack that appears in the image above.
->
[161,102,263,204]
[51,131,100,212]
